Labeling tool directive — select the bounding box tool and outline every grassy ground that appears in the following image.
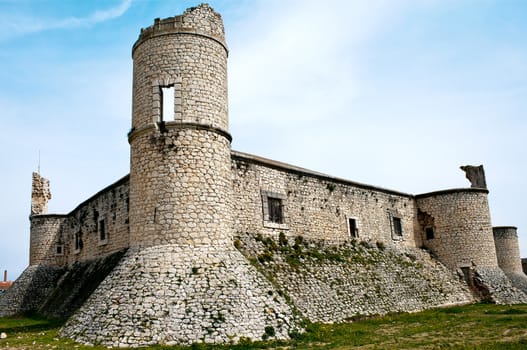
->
[1,303,527,349]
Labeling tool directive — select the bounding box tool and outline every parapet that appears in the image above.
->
[132,4,227,55]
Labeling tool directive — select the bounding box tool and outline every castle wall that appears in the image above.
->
[29,176,130,266]
[416,189,498,270]
[62,177,130,265]
[493,226,523,273]
[232,152,418,247]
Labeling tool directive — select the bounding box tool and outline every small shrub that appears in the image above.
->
[376,241,385,250]
[257,250,273,263]
[233,239,241,249]
[279,232,288,247]
[265,325,276,337]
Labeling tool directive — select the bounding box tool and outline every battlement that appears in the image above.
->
[132,3,227,55]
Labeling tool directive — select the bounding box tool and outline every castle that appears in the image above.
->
[2,4,527,347]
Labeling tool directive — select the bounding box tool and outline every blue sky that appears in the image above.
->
[1,0,526,280]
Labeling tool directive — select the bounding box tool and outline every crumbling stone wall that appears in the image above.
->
[31,172,52,215]
[232,151,418,248]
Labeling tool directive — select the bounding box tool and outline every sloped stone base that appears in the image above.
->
[474,268,527,304]
[60,244,299,347]
[0,264,64,317]
[506,272,527,295]
[235,233,475,322]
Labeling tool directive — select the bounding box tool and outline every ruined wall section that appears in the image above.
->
[232,152,418,247]
[31,172,52,215]
[28,176,130,267]
[416,189,498,270]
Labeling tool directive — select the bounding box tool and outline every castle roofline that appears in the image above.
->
[32,174,130,218]
[415,188,489,199]
[231,150,414,198]
[132,4,227,56]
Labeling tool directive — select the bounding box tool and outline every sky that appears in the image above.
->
[1,0,526,280]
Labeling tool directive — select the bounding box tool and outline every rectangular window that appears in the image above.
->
[268,197,283,224]
[425,227,435,240]
[74,232,82,252]
[99,219,106,242]
[392,217,403,237]
[55,244,63,256]
[348,218,358,238]
[161,86,175,122]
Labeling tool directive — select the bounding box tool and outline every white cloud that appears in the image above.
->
[0,0,132,40]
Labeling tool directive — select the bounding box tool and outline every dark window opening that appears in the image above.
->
[268,197,283,224]
[161,86,175,122]
[392,217,403,237]
[74,232,82,251]
[56,245,63,255]
[99,219,106,242]
[348,218,358,238]
[425,227,435,240]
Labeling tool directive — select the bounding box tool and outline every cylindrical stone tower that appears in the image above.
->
[128,5,232,248]
[493,226,523,273]
[416,189,499,270]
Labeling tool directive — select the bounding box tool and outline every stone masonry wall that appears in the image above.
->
[129,128,232,248]
[30,215,67,266]
[416,189,498,270]
[129,4,231,249]
[493,227,523,273]
[61,245,299,347]
[235,232,474,322]
[29,176,130,267]
[131,5,228,132]
[31,172,52,215]
[232,151,418,248]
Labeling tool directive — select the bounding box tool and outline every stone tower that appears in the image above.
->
[128,4,232,247]
[493,226,527,293]
[60,5,298,346]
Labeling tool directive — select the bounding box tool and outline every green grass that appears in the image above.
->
[2,304,527,349]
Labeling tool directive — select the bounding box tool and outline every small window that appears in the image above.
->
[392,217,403,237]
[161,86,175,122]
[425,227,435,240]
[74,231,82,252]
[268,197,283,224]
[55,244,63,256]
[98,219,107,242]
[348,218,358,238]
